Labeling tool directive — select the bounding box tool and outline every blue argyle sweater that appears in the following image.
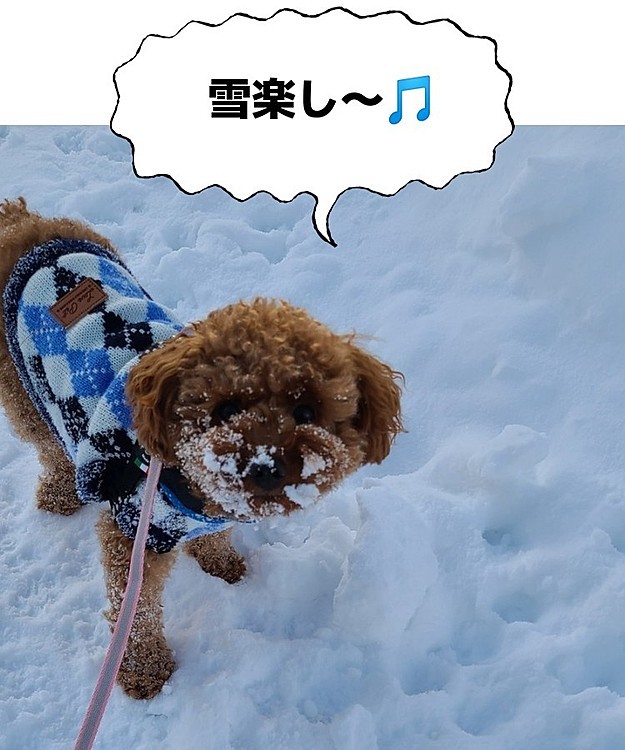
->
[3,238,233,552]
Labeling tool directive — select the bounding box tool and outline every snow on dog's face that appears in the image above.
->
[174,406,356,519]
[126,298,403,519]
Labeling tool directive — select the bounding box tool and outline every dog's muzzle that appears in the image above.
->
[247,457,287,491]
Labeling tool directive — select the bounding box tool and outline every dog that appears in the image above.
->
[0,198,403,699]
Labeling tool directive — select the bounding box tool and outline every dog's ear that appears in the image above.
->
[348,341,404,464]
[125,331,201,464]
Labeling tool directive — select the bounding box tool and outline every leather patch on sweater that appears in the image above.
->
[50,278,107,328]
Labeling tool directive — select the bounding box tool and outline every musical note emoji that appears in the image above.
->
[389,75,431,124]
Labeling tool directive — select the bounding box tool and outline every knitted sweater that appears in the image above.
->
[3,238,232,552]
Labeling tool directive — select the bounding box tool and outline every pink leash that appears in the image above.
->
[74,457,163,750]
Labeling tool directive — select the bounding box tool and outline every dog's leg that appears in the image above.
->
[97,511,176,699]
[184,528,246,584]
[36,440,82,515]
[0,353,81,514]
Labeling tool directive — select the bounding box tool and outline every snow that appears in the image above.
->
[1,125,625,749]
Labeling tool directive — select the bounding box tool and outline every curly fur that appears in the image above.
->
[0,198,403,699]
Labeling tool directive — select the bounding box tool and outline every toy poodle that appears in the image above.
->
[0,198,403,698]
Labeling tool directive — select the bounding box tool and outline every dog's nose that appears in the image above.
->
[248,458,287,491]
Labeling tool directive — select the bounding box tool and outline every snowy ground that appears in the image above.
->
[1,126,625,749]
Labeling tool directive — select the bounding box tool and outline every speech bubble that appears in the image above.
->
[112,8,513,246]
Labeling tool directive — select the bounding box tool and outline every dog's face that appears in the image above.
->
[126,299,402,520]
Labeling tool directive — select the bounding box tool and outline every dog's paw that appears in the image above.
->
[185,533,247,584]
[117,636,176,700]
[201,550,247,584]
[36,473,82,516]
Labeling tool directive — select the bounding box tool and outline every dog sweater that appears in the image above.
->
[3,238,233,552]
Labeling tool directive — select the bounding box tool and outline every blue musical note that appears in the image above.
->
[389,75,430,125]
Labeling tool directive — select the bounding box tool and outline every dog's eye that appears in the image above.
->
[214,400,242,423]
[293,404,316,424]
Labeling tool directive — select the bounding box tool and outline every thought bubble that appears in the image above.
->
[112,8,513,245]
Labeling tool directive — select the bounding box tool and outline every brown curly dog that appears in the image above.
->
[0,198,403,698]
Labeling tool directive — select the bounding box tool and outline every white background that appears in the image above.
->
[0,1,621,125]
